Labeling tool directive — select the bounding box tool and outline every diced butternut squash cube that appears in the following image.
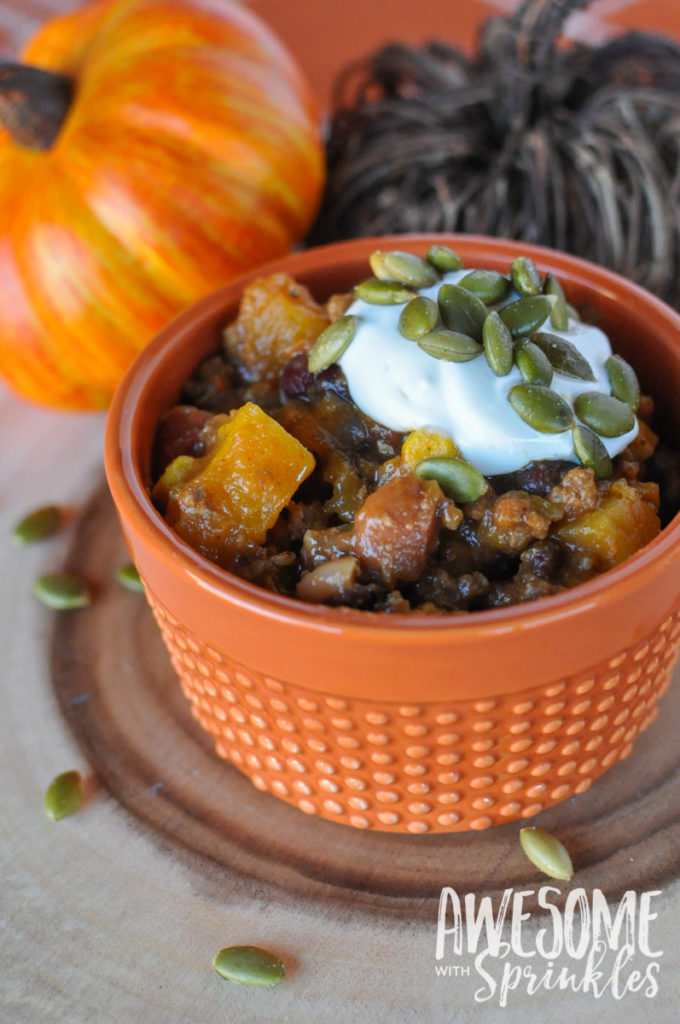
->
[401,429,460,469]
[154,402,314,566]
[553,479,660,570]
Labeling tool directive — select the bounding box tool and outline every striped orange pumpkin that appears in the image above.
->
[0,0,324,409]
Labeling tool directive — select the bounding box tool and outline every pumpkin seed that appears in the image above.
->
[398,295,439,340]
[565,302,581,322]
[544,273,569,330]
[459,269,511,305]
[34,572,91,610]
[353,278,416,305]
[438,283,487,341]
[482,311,514,376]
[519,826,574,880]
[369,250,438,288]
[573,391,636,438]
[531,332,595,381]
[498,295,551,338]
[417,329,482,362]
[511,257,543,296]
[426,244,463,272]
[307,315,359,373]
[44,770,84,821]
[12,504,61,545]
[515,340,553,386]
[508,384,574,433]
[213,946,285,987]
[572,424,613,479]
[414,456,488,503]
[606,354,640,411]
[115,562,144,592]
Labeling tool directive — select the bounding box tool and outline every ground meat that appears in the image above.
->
[548,467,599,519]
[152,405,212,478]
[478,491,557,554]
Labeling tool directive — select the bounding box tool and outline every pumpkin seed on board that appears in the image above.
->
[414,456,488,503]
[508,384,574,433]
[44,770,84,821]
[514,340,553,386]
[543,273,569,330]
[531,332,595,381]
[353,278,416,305]
[115,562,145,592]
[398,295,439,340]
[459,269,511,305]
[498,295,551,338]
[307,315,359,373]
[438,283,487,341]
[12,504,61,544]
[511,257,543,296]
[34,572,91,610]
[417,329,482,362]
[213,946,285,987]
[482,311,514,376]
[605,354,641,411]
[572,424,613,479]
[519,827,574,880]
[573,391,636,438]
[426,244,463,272]
[369,250,438,288]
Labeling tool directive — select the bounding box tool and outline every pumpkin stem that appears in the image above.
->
[0,61,73,151]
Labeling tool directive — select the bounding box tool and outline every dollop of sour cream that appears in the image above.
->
[337,268,638,476]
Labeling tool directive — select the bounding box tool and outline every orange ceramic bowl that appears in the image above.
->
[105,235,680,834]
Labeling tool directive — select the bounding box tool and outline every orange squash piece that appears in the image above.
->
[554,479,660,570]
[154,402,314,566]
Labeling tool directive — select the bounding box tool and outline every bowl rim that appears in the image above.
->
[105,232,680,641]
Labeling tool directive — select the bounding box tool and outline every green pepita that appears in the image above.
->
[12,505,61,545]
[459,269,511,305]
[565,302,581,322]
[573,391,636,438]
[426,244,463,272]
[544,273,569,330]
[514,340,553,386]
[414,456,488,503]
[519,826,574,880]
[307,315,359,373]
[511,257,543,296]
[213,946,285,987]
[498,295,551,338]
[115,562,145,592]
[44,770,84,821]
[398,295,439,341]
[482,311,514,376]
[353,278,416,305]
[417,329,482,362]
[438,283,487,341]
[369,250,438,288]
[572,424,613,479]
[508,384,574,433]
[34,572,91,610]
[531,332,595,381]
[606,354,641,411]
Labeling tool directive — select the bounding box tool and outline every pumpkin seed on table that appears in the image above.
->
[353,278,416,305]
[482,311,514,376]
[307,315,359,373]
[519,827,574,881]
[572,424,613,479]
[213,945,285,987]
[514,340,553,386]
[12,504,61,545]
[398,295,439,340]
[438,283,487,341]
[573,391,636,438]
[369,250,438,288]
[459,269,511,305]
[44,770,84,821]
[508,384,574,433]
[511,256,543,296]
[498,295,551,338]
[531,332,595,381]
[426,244,463,272]
[543,273,569,330]
[34,572,91,610]
[415,456,488,503]
[606,354,640,411]
[417,329,482,362]
[115,562,144,592]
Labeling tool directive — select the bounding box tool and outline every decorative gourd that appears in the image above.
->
[0,0,325,409]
